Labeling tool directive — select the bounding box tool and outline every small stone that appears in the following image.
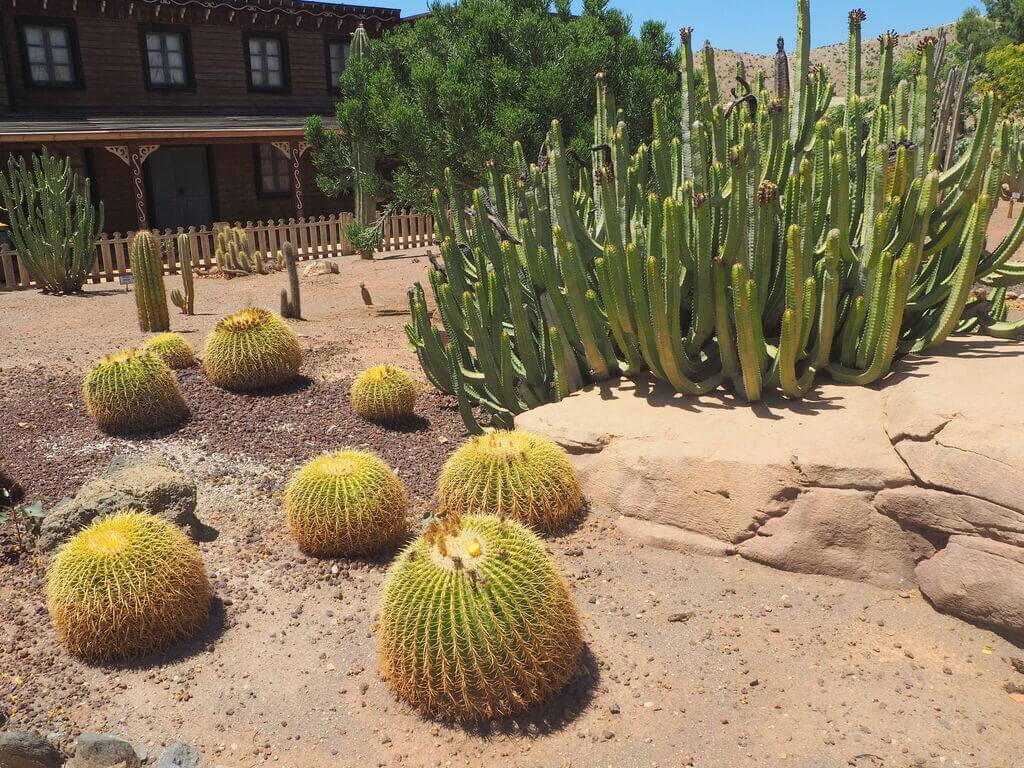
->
[667,611,694,623]
[608,703,620,714]
[156,742,202,768]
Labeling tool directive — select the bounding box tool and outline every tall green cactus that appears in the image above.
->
[129,231,170,333]
[280,241,302,319]
[0,149,102,294]
[406,1,1024,427]
[170,233,195,315]
[350,24,376,227]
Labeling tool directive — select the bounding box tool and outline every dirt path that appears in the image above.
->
[2,241,1023,768]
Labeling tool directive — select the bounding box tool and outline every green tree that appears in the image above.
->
[978,42,1024,116]
[985,0,1024,41]
[953,7,1006,67]
[308,0,679,209]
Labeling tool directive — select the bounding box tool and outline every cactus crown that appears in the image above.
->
[219,306,271,332]
[849,8,866,26]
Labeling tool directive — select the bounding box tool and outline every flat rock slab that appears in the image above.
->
[518,337,1024,635]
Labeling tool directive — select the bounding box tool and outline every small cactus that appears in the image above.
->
[129,230,170,332]
[280,241,302,319]
[142,332,196,370]
[202,308,301,391]
[378,512,583,720]
[83,348,189,434]
[284,450,408,556]
[437,431,583,532]
[171,233,195,315]
[350,365,417,423]
[46,511,211,660]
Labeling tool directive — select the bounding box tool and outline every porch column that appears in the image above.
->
[104,144,160,230]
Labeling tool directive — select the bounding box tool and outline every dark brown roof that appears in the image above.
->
[0,115,338,143]
[138,0,401,22]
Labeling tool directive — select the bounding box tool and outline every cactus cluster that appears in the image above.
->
[171,233,196,315]
[45,511,211,660]
[213,226,283,278]
[142,332,196,370]
[378,511,583,720]
[406,0,1024,430]
[129,231,170,333]
[350,364,418,423]
[438,431,583,532]
[284,450,408,556]
[83,348,189,434]
[202,308,302,391]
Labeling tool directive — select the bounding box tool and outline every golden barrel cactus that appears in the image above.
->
[83,348,189,434]
[143,332,196,369]
[202,308,301,391]
[284,450,408,556]
[379,513,583,720]
[45,511,211,660]
[437,431,583,532]
[349,364,417,423]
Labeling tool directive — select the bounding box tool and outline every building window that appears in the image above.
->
[142,28,192,89]
[326,39,349,91]
[246,34,287,91]
[256,144,291,197]
[20,21,79,87]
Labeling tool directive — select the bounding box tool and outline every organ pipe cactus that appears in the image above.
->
[171,233,195,315]
[279,241,302,319]
[407,1,1024,424]
[129,231,170,333]
[350,24,376,227]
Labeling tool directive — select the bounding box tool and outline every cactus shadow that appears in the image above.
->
[463,644,601,738]
[95,595,230,672]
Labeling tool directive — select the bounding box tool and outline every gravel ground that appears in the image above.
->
[2,247,1024,767]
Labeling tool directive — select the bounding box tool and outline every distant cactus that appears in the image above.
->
[437,431,583,532]
[129,231,170,332]
[280,241,302,319]
[142,332,196,370]
[46,511,211,660]
[83,348,188,434]
[214,226,268,278]
[350,364,417,423]
[170,233,195,315]
[284,450,408,556]
[379,512,583,720]
[202,308,301,391]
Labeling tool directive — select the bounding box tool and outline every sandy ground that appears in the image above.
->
[2,230,1024,768]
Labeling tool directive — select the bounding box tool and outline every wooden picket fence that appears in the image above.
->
[0,208,435,292]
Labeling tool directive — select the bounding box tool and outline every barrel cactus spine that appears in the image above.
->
[437,431,583,532]
[142,332,196,370]
[378,512,583,720]
[284,450,408,556]
[130,230,170,333]
[45,511,211,660]
[202,307,302,391]
[349,364,418,423]
[83,348,189,434]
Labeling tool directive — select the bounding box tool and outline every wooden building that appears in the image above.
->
[0,0,400,233]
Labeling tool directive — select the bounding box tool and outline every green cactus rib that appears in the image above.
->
[404,0,1020,420]
[129,231,170,333]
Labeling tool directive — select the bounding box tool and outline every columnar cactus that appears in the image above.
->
[171,233,195,315]
[202,308,302,391]
[406,0,1024,427]
[437,431,583,532]
[279,241,302,319]
[350,24,376,227]
[46,511,211,660]
[284,450,407,555]
[349,364,417,423]
[378,512,583,720]
[129,230,170,332]
[83,348,189,434]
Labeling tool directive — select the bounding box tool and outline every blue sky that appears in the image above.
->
[391,1,980,54]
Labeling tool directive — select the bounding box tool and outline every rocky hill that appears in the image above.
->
[708,22,956,99]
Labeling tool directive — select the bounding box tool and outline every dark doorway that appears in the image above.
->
[148,145,214,229]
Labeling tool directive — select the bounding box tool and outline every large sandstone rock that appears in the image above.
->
[518,336,1024,633]
[0,731,63,768]
[39,454,205,553]
[875,486,1024,547]
[739,489,933,589]
[917,536,1024,636]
